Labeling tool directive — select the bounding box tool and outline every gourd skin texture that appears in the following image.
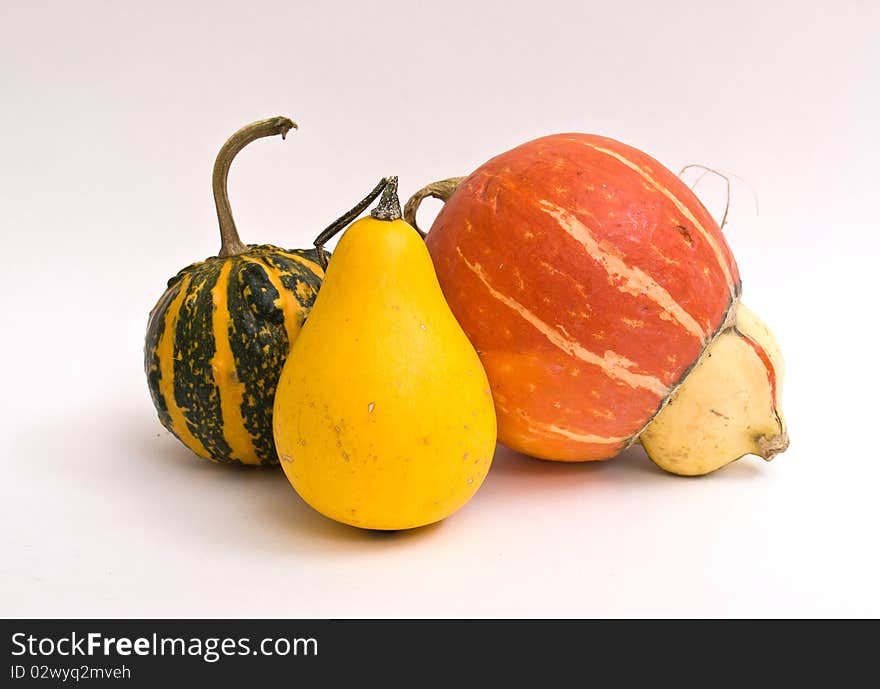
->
[425,133,741,462]
[273,217,496,530]
[639,303,788,475]
[145,245,324,465]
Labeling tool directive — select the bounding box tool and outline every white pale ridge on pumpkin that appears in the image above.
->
[456,248,668,396]
[540,422,628,445]
[499,400,627,445]
[537,200,708,341]
[577,140,737,294]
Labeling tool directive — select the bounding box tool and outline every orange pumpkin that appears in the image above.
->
[415,134,741,461]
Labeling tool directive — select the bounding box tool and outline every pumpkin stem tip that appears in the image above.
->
[312,176,402,269]
[277,117,298,140]
[371,176,402,222]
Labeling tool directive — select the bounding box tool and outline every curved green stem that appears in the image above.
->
[213,116,297,258]
[402,176,465,236]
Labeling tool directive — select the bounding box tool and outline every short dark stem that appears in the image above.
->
[370,176,401,221]
[313,176,399,269]
[213,116,297,258]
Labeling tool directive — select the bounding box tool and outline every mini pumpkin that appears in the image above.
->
[145,117,326,465]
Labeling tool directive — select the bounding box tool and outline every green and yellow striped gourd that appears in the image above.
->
[144,117,325,465]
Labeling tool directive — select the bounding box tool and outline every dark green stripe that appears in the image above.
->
[144,279,183,438]
[258,250,323,311]
[227,258,290,465]
[172,262,235,462]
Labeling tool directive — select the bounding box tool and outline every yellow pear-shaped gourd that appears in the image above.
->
[273,178,497,530]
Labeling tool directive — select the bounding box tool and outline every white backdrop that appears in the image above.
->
[1,0,877,617]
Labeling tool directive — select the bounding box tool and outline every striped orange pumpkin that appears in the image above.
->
[421,134,741,461]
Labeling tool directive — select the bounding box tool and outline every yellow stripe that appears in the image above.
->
[578,141,736,293]
[458,249,668,396]
[210,262,259,464]
[157,276,211,458]
[538,201,708,340]
[276,250,325,278]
